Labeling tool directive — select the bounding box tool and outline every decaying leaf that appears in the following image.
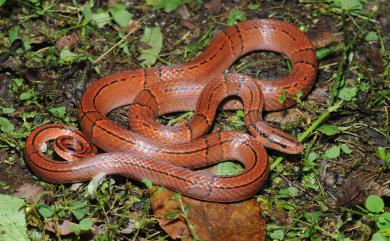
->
[150,187,265,241]
[310,31,343,48]
[46,220,80,236]
[204,0,222,12]
[14,183,45,203]
[55,32,80,51]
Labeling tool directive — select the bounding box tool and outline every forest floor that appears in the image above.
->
[0,0,389,240]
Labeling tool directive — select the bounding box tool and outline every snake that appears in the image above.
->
[24,19,317,202]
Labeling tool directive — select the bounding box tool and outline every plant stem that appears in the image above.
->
[270,101,343,170]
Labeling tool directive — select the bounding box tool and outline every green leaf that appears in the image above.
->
[59,49,79,63]
[71,200,88,210]
[147,0,183,12]
[138,27,163,67]
[1,107,15,114]
[371,232,386,241]
[269,230,284,240]
[0,0,6,7]
[331,0,363,12]
[323,145,341,159]
[227,9,247,26]
[164,211,181,218]
[216,162,244,175]
[365,195,384,213]
[109,4,133,28]
[278,91,287,104]
[278,186,299,198]
[79,218,93,231]
[69,224,81,233]
[376,147,390,163]
[0,194,29,241]
[22,35,31,51]
[302,172,320,191]
[248,3,260,10]
[72,207,89,221]
[0,116,14,133]
[11,78,24,92]
[48,106,66,117]
[141,178,153,189]
[338,86,357,101]
[365,31,378,42]
[20,89,36,101]
[158,0,182,12]
[92,12,111,28]
[340,143,352,154]
[81,1,93,24]
[37,204,55,218]
[304,211,321,224]
[316,47,334,60]
[376,212,390,230]
[307,152,318,162]
[236,110,244,118]
[8,25,19,43]
[317,124,340,136]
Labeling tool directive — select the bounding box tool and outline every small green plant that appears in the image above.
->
[138,27,163,67]
[146,0,184,13]
[376,147,390,163]
[226,9,247,26]
[364,195,390,240]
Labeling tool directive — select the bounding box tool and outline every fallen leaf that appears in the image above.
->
[150,188,265,241]
[204,0,222,12]
[359,44,385,74]
[55,32,80,51]
[267,209,291,226]
[14,183,44,203]
[310,31,343,48]
[264,108,303,125]
[177,4,191,20]
[46,220,79,235]
[180,20,200,37]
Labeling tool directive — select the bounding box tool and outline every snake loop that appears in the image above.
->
[25,19,317,202]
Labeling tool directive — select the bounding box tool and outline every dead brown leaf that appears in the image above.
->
[310,31,343,48]
[177,5,191,20]
[334,177,366,207]
[204,0,222,12]
[46,220,79,235]
[150,187,265,241]
[113,20,141,34]
[14,183,44,203]
[55,32,80,51]
[264,108,303,125]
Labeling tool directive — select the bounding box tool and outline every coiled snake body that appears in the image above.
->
[25,19,317,202]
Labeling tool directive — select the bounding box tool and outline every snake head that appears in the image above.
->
[249,121,303,154]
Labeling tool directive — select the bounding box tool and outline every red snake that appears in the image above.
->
[25,19,317,202]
